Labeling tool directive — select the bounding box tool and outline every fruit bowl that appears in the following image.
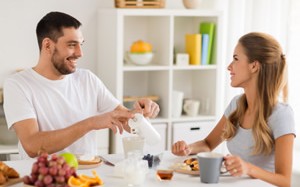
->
[127,52,153,65]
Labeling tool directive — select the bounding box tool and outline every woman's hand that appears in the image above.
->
[172,140,192,156]
[224,155,250,176]
[134,98,160,118]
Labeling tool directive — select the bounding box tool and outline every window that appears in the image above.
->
[287,0,300,149]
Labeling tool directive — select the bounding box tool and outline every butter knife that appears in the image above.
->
[98,155,115,166]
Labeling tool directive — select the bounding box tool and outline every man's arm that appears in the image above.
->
[13,107,134,158]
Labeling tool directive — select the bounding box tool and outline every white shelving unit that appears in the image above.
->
[97,9,226,154]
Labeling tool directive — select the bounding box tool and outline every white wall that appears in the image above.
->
[224,0,290,105]
[0,0,114,87]
[0,0,225,87]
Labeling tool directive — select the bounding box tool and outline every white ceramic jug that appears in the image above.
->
[128,113,161,145]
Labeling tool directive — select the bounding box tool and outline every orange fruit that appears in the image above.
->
[68,176,88,187]
[78,174,98,185]
[92,170,104,185]
[68,171,103,187]
[130,40,152,53]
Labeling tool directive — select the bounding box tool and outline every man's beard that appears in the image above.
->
[51,48,76,75]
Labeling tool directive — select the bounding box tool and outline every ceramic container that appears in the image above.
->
[182,0,203,9]
[127,52,153,65]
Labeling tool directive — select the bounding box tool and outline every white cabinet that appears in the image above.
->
[97,9,225,154]
[172,121,215,144]
[96,129,109,154]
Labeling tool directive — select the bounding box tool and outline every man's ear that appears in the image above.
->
[250,60,260,73]
[41,38,52,54]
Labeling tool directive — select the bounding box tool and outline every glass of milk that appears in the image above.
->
[122,136,145,158]
[123,151,148,186]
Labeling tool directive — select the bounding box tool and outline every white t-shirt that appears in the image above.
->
[4,68,120,159]
[224,94,296,172]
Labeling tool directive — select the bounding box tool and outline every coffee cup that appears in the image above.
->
[183,99,200,116]
[122,136,145,158]
[197,152,225,183]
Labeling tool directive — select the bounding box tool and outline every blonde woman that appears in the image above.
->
[172,32,296,187]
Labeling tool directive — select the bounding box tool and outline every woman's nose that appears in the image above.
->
[227,62,232,71]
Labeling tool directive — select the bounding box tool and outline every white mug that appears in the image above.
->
[183,99,200,116]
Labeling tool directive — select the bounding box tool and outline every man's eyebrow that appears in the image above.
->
[67,40,85,44]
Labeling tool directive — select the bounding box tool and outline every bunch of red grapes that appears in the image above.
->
[23,152,77,187]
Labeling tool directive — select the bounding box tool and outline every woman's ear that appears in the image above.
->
[250,60,260,73]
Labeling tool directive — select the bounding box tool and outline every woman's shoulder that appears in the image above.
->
[227,94,243,108]
[268,102,295,139]
[272,102,294,116]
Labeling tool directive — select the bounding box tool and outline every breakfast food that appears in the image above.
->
[68,170,103,187]
[156,169,174,181]
[184,157,199,171]
[59,152,79,169]
[130,40,152,53]
[0,171,6,185]
[142,154,154,168]
[0,161,20,184]
[23,152,77,186]
[142,154,161,168]
[77,155,102,165]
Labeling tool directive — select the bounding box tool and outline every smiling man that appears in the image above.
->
[3,12,159,159]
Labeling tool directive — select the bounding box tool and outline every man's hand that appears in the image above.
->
[133,98,160,118]
[93,108,134,134]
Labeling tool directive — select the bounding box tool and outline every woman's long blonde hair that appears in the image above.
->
[223,32,288,155]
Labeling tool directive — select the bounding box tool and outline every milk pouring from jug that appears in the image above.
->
[128,113,161,145]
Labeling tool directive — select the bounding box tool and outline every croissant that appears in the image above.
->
[0,170,7,185]
[0,161,19,179]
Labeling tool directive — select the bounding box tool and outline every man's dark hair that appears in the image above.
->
[36,11,82,50]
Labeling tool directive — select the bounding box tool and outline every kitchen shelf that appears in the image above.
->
[123,65,169,71]
[0,144,18,155]
[172,64,217,70]
[97,9,226,154]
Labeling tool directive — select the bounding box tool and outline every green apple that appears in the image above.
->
[59,152,78,169]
